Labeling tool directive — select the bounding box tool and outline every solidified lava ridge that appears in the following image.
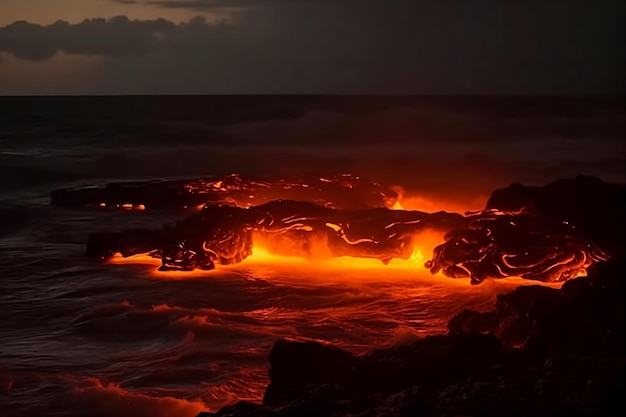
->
[51,174,622,284]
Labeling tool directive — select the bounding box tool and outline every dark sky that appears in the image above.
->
[0,0,623,94]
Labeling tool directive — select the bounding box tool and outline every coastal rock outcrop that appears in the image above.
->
[198,256,625,417]
[486,175,626,254]
[51,173,399,211]
[78,176,623,283]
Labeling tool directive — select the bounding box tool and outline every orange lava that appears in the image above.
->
[390,187,488,214]
[105,191,583,287]
[108,226,564,291]
[109,228,444,277]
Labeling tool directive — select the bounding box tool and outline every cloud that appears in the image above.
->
[112,0,260,11]
[1,0,625,94]
[0,17,182,60]
[147,0,250,9]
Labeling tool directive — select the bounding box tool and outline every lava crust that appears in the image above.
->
[51,173,398,211]
[75,176,625,283]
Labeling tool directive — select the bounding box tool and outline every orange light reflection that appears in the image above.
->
[390,188,488,214]
[107,232,563,291]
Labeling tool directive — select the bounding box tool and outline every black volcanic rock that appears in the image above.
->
[200,257,626,417]
[447,308,498,335]
[257,333,505,416]
[86,200,467,272]
[493,285,562,348]
[78,175,620,283]
[426,210,608,283]
[448,258,626,355]
[193,178,626,416]
[263,339,361,407]
[195,401,277,417]
[427,176,623,283]
[486,176,626,254]
[51,173,399,211]
[541,257,626,355]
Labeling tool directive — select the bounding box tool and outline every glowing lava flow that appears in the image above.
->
[95,199,607,284]
[109,245,433,277]
[75,175,621,284]
[108,239,565,297]
[107,227,448,280]
[389,186,488,215]
[89,200,465,272]
[426,210,609,283]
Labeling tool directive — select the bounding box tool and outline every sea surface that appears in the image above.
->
[1,96,624,417]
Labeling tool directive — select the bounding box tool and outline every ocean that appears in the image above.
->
[1,96,624,416]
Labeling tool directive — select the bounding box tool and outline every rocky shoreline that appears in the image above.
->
[197,256,625,417]
[195,177,625,416]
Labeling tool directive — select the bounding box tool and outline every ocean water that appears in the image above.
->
[0,96,624,417]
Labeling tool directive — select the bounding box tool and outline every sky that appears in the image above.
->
[0,0,624,94]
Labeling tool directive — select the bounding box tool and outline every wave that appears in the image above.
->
[1,247,562,416]
[2,97,624,197]
[0,205,46,237]
[0,161,91,193]
[0,373,207,417]
[70,378,207,417]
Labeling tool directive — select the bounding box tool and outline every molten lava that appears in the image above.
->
[425,210,609,283]
[48,174,617,284]
[87,195,608,284]
[89,200,465,271]
[51,173,399,211]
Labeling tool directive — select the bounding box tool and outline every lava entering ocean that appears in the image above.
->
[52,174,619,284]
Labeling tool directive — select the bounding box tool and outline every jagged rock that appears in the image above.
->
[447,262,625,354]
[449,285,562,349]
[87,200,466,272]
[365,333,503,393]
[197,401,277,417]
[536,257,626,355]
[51,173,399,211]
[447,257,626,357]
[194,257,626,417]
[76,176,621,284]
[193,178,626,417]
[87,199,606,283]
[425,176,624,283]
[271,384,339,417]
[486,176,626,255]
[494,285,562,348]
[259,332,504,414]
[263,339,361,407]
[425,211,609,283]
[447,309,498,335]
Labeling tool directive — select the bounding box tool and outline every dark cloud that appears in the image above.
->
[1,0,625,94]
[0,17,180,60]
[147,0,250,9]
[112,0,257,10]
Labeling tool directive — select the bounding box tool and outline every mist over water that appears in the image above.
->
[1,96,624,416]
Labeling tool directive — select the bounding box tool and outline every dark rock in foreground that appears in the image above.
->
[198,257,626,417]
